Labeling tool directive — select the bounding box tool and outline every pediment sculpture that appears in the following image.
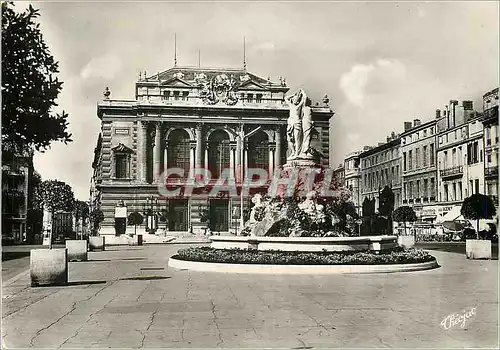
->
[196,74,239,106]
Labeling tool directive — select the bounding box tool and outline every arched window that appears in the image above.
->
[167,129,190,177]
[248,131,269,173]
[208,130,230,179]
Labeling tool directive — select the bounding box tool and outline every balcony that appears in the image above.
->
[440,166,463,179]
[485,166,498,179]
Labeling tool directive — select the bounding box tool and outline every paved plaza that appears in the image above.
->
[2,243,498,348]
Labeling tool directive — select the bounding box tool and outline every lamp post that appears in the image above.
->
[142,196,159,234]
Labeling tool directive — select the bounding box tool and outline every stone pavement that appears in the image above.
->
[2,244,498,348]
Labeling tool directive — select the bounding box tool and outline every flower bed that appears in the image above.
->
[172,246,436,265]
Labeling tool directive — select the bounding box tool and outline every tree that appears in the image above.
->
[73,200,90,239]
[332,201,359,235]
[90,208,104,235]
[128,211,143,236]
[39,180,75,248]
[27,170,43,243]
[2,2,72,153]
[378,186,395,234]
[392,206,417,237]
[461,194,497,239]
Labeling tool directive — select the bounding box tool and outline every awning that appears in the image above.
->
[442,221,467,232]
[436,206,462,223]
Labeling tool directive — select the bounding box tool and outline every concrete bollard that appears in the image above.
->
[66,240,88,261]
[88,236,105,251]
[30,248,68,287]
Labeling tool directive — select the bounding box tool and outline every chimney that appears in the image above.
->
[378,142,384,147]
[436,109,441,119]
[413,119,421,127]
[462,100,473,110]
[386,136,391,142]
[391,131,396,139]
[404,122,412,131]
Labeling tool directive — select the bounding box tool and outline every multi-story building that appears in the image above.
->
[343,150,362,213]
[482,87,499,204]
[332,163,345,185]
[400,118,438,222]
[359,133,402,213]
[436,99,482,218]
[92,65,333,237]
[2,144,34,244]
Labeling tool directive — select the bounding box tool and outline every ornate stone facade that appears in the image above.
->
[92,66,334,236]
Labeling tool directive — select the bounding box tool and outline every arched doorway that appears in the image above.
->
[208,130,230,179]
[167,129,191,177]
[248,130,269,178]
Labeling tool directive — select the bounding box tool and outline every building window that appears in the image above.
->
[115,154,128,179]
[458,181,462,200]
[487,153,492,163]
[403,183,407,200]
[182,91,189,101]
[415,148,420,168]
[423,145,428,166]
[423,179,428,198]
[173,91,180,100]
[423,129,427,137]
[430,127,434,135]
[475,179,480,194]
[403,152,407,171]
[248,131,269,172]
[408,181,413,199]
[167,129,191,176]
[163,91,171,100]
[443,150,448,168]
[208,130,230,179]
[430,143,435,165]
[430,178,435,198]
[452,148,457,167]
[444,184,448,202]
[247,93,254,102]
[408,150,412,170]
[256,94,262,103]
[416,180,420,198]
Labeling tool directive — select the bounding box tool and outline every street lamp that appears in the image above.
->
[142,196,159,234]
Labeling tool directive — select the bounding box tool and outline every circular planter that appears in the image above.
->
[168,256,439,274]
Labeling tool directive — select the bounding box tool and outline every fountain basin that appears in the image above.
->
[210,235,398,253]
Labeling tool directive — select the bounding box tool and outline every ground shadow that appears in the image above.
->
[67,280,108,286]
[119,257,148,261]
[31,280,107,288]
[76,259,112,262]
[140,267,165,271]
[120,276,171,281]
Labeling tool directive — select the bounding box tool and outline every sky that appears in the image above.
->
[17,0,499,200]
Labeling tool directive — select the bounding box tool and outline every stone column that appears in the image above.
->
[153,123,161,183]
[190,143,196,175]
[229,145,236,180]
[138,121,148,183]
[243,142,248,180]
[236,137,242,183]
[163,142,168,172]
[269,144,275,179]
[195,124,203,171]
[204,147,209,172]
[275,127,282,170]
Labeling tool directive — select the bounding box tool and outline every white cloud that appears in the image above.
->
[339,63,375,106]
[80,53,122,80]
[339,59,406,107]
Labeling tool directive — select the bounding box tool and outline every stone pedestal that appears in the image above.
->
[89,236,105,251]
[66,240,88,261]
[30,248,68,287]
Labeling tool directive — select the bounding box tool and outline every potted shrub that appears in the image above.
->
[461,194,497,260]
[392,206,417,248]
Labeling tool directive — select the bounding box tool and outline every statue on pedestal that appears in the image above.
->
[285,89,319,164]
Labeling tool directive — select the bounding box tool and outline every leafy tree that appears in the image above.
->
[331,201,359,235]
[392,206,417,237]
[461,194,497,239]
[128,211,143,236]
[2,2,72,152]
[38,180,75,248]
[90,208,104,235]
[379,186,395,234]
[27,170,43,243]
[73,200,89,238]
